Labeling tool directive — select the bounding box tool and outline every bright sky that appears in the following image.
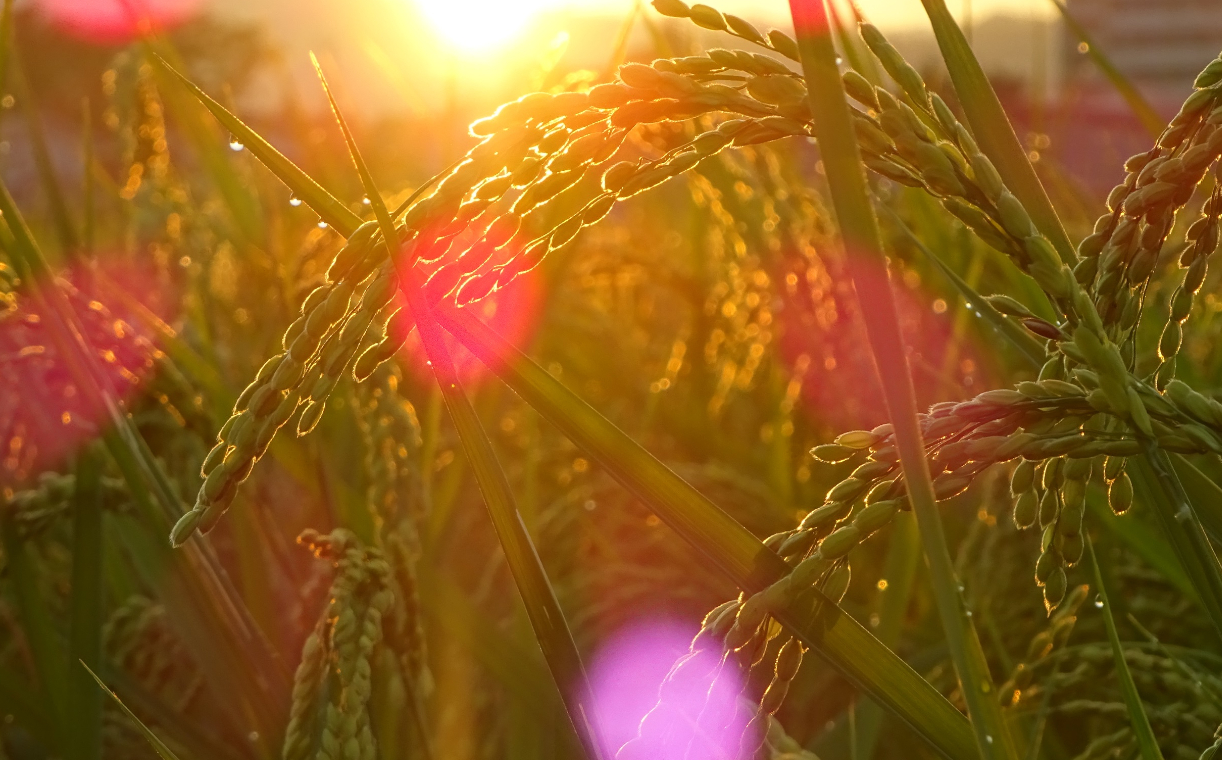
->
[415,0,1052,53]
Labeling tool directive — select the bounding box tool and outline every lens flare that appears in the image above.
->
[37,0,199,45]
[777,252,987,432]
[588,617,756,759]
[1,258,171,483]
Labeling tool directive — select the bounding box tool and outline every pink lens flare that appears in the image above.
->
[786,0,830,38]
[777,250,988,432]
[37,0,199,45]
[391,234,543,387]
[1,258,172,484]
[588,617,757,760]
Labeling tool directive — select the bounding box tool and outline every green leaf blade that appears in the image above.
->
[1130,445,1222,641]
[149,54,361,235]
[1086,536,1164,760]
[81,663,183,760]
[788,0,1017,755]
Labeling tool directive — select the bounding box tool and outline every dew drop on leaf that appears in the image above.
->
[289,194,302,207]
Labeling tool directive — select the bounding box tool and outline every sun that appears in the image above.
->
[415,0,550,54]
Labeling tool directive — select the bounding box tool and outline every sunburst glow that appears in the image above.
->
[415,0,558,53]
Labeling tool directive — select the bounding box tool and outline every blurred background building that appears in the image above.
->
[1063,0,1222,110]
[1053,0,1222,190]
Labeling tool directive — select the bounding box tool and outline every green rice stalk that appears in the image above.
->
[854,514,922,760]
[411,303,607,760]
[81,663,183,760]
[143,40,263,243]
[826,0,878,86]
[68,447,105,760]
[311,56,607,760]
[918,0,1075,263]
[149,54,360,233]
[1086,536,1164,760]
[785,0,1015,755]
[1169,455,1222,543]
[421,568,570,727]
[0,505,69,748]
[288,529,393,760]
[358,363,432,758]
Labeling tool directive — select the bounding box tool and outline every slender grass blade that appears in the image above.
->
[1086,536,1164,760]
[787,0,1016,754]
[81,663,183,760]
[1130,445,1222,640]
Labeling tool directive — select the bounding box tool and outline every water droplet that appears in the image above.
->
[965,609,973,617]
[986,735,994,744]
[289,194,302,207]
[1095,594,1104,608]
[228,135,244,151]
[362,196,372,205]
[317,220,328,229]
[835,56,843,65]
[958,583,965,593]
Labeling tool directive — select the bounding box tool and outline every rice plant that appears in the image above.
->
[2,1,1222,759]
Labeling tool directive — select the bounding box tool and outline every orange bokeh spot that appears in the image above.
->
[36,0,199,45]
